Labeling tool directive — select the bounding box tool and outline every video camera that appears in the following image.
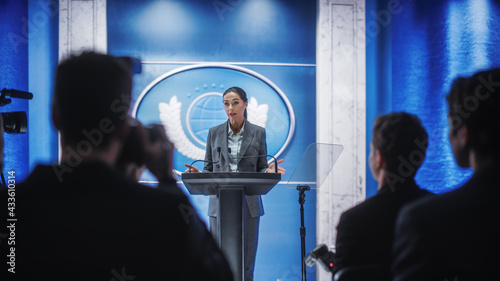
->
[305,244,335,273]
[0,88,33,134]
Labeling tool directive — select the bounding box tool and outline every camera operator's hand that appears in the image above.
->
[142,124,175,183]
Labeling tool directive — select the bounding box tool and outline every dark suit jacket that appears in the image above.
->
[332,178,432,276]
[204,120,268,218]
[0,161,232,281]
[392,164,500,281]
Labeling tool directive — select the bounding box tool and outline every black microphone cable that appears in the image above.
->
[188,147,221,173]
[227,147,279,173]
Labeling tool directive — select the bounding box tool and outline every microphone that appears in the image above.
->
[188,147,221,173]
[1,89,33,100]
[228,148,279,174]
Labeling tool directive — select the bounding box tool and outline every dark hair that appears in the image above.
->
[372,112,428,178]
[447,68,500,157]
[52,51,133,148]
[223,86,248,119]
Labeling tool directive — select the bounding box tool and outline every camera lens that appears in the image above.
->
[1,111,27,134]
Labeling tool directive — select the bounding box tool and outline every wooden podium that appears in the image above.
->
[181,172,281,281]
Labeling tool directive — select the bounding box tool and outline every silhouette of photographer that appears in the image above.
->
[0,52,232,280]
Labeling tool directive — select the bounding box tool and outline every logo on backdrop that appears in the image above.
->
[133,64,295,174]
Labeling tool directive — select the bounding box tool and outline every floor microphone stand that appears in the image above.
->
[297,185,311,281]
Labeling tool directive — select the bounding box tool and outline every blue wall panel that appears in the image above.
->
[0,0,58,181]
[108,0,316,64]
[108,0,317,280]
[0,0,30,182]
[28,0,59,170]
[365,0,393,197]
[367,0,500,195]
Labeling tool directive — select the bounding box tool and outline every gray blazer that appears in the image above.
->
[204,120,268,218]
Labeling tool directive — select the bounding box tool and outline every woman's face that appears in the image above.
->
[223,91,247,123]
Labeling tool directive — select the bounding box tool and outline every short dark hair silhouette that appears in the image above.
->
[447,68,500,157]
[52,51,133,148]
[372,112,428,178]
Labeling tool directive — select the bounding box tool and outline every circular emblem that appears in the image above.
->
[133,64,295,174]
[186,92,225,146]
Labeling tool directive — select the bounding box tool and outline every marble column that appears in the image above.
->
[316,1,366,280]
[57,0,107,159]
[59,0,107,60]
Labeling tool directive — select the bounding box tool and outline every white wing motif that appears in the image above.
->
[247,97,268,128]
[158,96,205,160]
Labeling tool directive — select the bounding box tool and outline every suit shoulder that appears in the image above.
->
[397,188,465,229]
[340,187,431,224]
[246,120,265,133]
[339,196,383,222]
[249,121,265,130]
[404,185,469,215]
[412,187,434,198]
[256,125,266,133]
[348,192,393,212]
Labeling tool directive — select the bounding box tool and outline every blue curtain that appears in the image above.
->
[366,0,500,196]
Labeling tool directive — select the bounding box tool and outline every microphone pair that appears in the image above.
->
[188,147,222,173]
[228,147,279,174]
[188,147,279,173]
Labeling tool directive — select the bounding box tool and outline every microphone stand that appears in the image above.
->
[288,143,344,281]
[297,185,310,281]
[189,147,221,172]
[227,148,279,173]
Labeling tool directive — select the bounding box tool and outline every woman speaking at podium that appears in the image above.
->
[184,86,285,281]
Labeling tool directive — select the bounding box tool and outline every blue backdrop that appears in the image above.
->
[0,0,30,182]
[366,0,500,197]
[107,0,317,280]
[0,0,58,183]
[3,0,500,279]
[27,0,59,172]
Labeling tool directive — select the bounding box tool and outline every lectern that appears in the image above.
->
[182,172,281,281]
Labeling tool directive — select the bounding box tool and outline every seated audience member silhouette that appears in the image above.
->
[332,112,432,278]
[0,52,232,280]
[392,69,500,281]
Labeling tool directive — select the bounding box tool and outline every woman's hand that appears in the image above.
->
[266,159,286,175]
[184,164,200,173]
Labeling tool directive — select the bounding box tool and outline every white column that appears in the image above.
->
[59,0,107,60]
[58,0,107,159]
[316,0,366,280]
